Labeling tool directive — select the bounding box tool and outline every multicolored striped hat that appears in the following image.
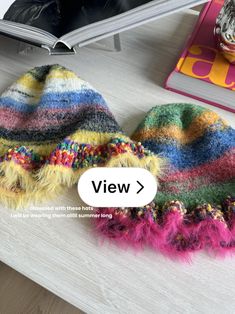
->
[0,64,163,208]
[95,104,235,260]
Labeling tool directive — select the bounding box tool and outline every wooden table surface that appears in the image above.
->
[0,9,234,314]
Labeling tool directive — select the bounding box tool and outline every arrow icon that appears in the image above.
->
[136,181,144,194]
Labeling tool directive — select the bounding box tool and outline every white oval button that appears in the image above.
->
[77,168,157,207]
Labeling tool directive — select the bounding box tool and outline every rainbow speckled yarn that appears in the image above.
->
[0,64,163,208]
[95,104,235,260]
[133,103,235,207]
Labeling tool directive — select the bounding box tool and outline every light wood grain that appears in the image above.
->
[0,9,234,314]
[0,262,83,314]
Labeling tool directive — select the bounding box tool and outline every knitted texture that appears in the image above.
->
[95,104,235,260]
[0,64,163,208]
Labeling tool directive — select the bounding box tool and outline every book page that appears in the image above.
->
[0,0,155,37]
[60,0,154,36]
[0,0,206,49]
[2,0,61,37]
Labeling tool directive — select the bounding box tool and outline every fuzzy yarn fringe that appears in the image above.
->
[94,198,235,261]
[0,138,165,209]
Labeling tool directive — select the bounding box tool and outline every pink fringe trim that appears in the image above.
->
[93,198,235,262]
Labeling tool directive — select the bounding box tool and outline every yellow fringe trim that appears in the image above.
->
[105,153,166,177]
[36,165,79,191]
[36,153,165,194]
[0,149,166,209]
[0,161,65,209]
[0,186,29,210]
[0,161,35,192]
[0,185,66,210]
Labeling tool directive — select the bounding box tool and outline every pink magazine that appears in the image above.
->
[165,0,235,113]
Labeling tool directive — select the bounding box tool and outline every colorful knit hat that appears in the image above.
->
[0,64,163,209]
[95,103,235,260]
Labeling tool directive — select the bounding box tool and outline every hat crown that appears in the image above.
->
[1,64,100,110]
[0,64,121,144]
[133,103,235,208]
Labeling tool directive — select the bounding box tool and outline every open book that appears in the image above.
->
[0,0,208,55]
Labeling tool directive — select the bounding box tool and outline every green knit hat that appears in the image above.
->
[95,104,235,260]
